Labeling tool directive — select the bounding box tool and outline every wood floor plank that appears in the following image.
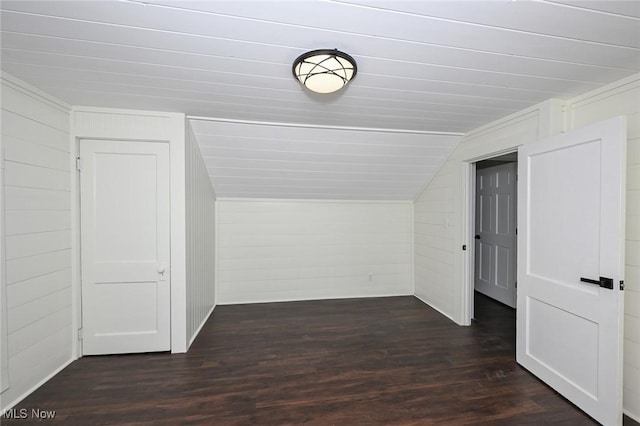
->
[2,293,637,425]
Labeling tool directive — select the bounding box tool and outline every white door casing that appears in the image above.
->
[517,117,626,425]
[80,139,171,355]
[475,162,517,308]
[1,147,9,392]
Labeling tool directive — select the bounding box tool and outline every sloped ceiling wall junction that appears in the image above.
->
[190,119,460,200]
[1,1,639,199]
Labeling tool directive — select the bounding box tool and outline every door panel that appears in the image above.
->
[479,243,492,282]
[474,162,517,307]
[80,139,170,355]
[517,116,626,425]
[495,246,510,289]
[527,297,598,397]
[528,141,600,285]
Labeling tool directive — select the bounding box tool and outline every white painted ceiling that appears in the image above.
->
[2,1,639,199]
[190,119,460,199]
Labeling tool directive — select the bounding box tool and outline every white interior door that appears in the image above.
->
[475,162,517,308]
[80,139,170,355]
[517,117,626,425]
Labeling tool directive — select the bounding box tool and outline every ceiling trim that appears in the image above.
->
[1,70,70,112]
[188,115,465,136]
[215,197,414,204]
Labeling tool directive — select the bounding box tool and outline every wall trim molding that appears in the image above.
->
[216,197,413,204]
[188,115,465,136]
[0,357,74,415]
[188,305,216,349]
[624,407,640,423]
[412,294,457,324]
[462,100,553,143]
[0,72,70,113]
[567,73,640,109]
[219,293,414,306]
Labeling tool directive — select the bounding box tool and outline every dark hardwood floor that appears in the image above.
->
[3,293,637,425]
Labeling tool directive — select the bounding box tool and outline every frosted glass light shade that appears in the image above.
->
[292,49,357,94]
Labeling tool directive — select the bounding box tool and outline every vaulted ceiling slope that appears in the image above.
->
[190,119,461,199]
[1,1,639,199]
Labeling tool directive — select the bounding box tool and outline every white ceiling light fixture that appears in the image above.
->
[292,49,357,94]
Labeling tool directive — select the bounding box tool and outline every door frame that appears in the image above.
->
[0,147,9,392]
[460,147,519,325]
[69,107,187,358]
[472,159,518,309]
[73,137,174,356]
[450,100,565,326]
[77,138,172,355]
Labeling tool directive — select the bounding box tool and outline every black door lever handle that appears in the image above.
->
[475,235,480,240]
[580,276,614,289]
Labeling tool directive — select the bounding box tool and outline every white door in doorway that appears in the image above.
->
[517,117,625,425]
[80,139,170,355]
[475,162,517,308]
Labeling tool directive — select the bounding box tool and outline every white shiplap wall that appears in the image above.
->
[185,122,216,347]
[217,199,413,304]
[0,73,73,411]
[566,74,640,422]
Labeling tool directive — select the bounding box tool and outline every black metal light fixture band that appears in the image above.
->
[292,49,357,94]
[291,49,358,79]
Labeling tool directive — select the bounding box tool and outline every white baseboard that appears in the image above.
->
[1,357,74,415]
[624,408,639,423]
[187,304,216,349]
[218,292,413,306]
[413,293,458,324]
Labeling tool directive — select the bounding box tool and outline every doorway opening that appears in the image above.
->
[470,152,518,322]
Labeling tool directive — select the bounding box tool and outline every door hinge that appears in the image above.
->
[78,329,83,341]
[620,280,625,291]
[515,281,517,289]
[462,244,467,251]
[75,157,81,171]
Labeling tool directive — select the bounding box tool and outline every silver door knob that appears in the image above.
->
[158,266,166,274]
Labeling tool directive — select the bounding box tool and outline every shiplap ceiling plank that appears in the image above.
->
[2,13,625,91]
[551,1,640,19]
[1,14,629,89]
[2,0,639,199]
[206,159,436,175]
[196,137,453,157]
[335,0,640,48]
[1,6,634,84]
[4,0,635,62]
[192,119,459,199]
